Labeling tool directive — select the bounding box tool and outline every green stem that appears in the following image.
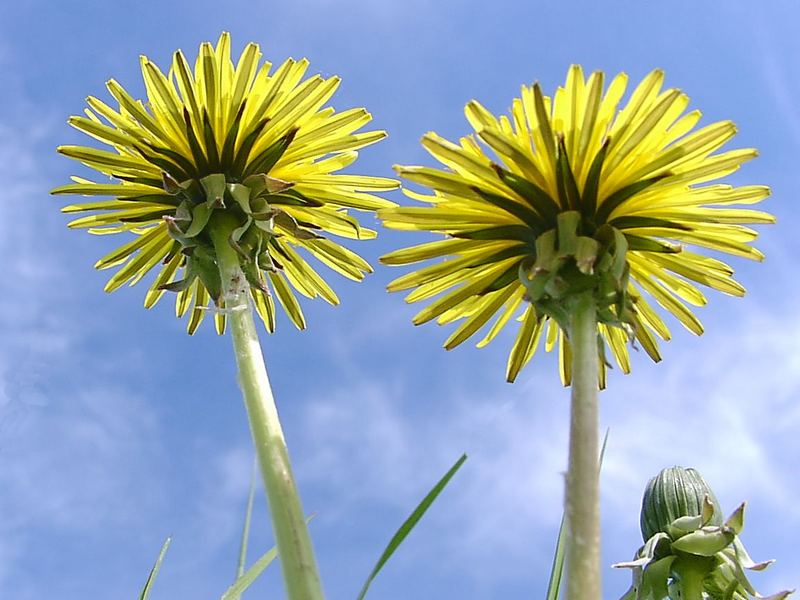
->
[679,576,705,600]
[673,558,707,600]
[210,213,324,600]
[565,291,601,600]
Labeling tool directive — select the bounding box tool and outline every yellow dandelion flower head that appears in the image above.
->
[53,32,397,334]
[381,65,772,385]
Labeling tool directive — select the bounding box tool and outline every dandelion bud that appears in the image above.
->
[615,466,793,600]
[640,466,722,541]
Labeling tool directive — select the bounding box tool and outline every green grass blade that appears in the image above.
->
[220,547,278,600]
[598,428,610,469]
[545,429,610,600]
[138,537,171,600]
[236,459,258,580]
[356,453,468,600]
[545,514,568,600]
[223,514,313,600]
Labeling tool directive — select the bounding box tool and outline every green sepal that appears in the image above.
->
[255,219,278,234]
[725,548,762,594]
[180,178,205,205]
[556,264,597,296]
[164,215,197,249]
[229,219,257,260]
[158,275,196,293]
[262,176,294,195]
[544,275,569,299]
[162,171,183,195]
[556,210,581,257]
[249,197,280,222]
[575,236,600,274]
[191,246,223,305]
[274,211,322,240]
[607,227,629,282]
[243,173,295,198]
[183,202,214,238]
[242,258,269,293]
[639,556,675,600]
[257,251,279,272]
[533,229,558,273]
[536,299,571,334]
[228,182,252,214]
[671,528,735,557]
[623,233,681,254]
[200,173,227,207]
[731,537,772,572]
[669,514,704,535]
[701,495,718,527]
[724,503,746,536]
[174,201,193,223]
[518,262,548,302]
[705,562,747,600]
[596,333,612,369]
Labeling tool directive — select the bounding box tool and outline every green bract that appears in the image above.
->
[615,466,793,600]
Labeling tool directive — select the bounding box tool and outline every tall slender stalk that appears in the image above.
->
[565,291,601,600]
[210,213,324,600]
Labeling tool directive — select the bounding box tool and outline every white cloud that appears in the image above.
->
[749,10,800,149]
[192,444,257,552]
[0,384,166,592]
[0,113,175,596]
[604,305,800,511]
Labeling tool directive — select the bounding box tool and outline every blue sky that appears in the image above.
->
[1,1,799,598]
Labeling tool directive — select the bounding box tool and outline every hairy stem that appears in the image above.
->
[565,291,601,600]
[211,213,324,600]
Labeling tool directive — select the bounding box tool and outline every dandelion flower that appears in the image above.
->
[381,66,772,384]
[53,32,397,334]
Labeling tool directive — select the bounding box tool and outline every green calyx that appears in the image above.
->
[159,169,322,305]
[517,210,634,336]
[615,467,793,600]
[500,134,682,367]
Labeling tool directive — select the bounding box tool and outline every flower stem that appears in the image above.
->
[565,291,601,600]
[673,558,708,600]
[210,213,325,600]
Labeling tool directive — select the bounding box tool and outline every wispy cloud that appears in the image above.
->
[749,9,800,149]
